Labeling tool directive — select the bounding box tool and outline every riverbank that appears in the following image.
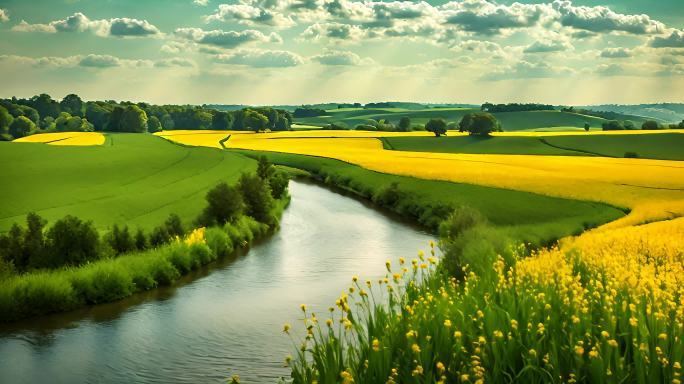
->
[0,197,289,323]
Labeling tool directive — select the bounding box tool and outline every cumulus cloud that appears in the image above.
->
[0,54,161,69]
[11,12,160,37]
[194,0,209,5]
[552,0,664,35]
[214,49,304,67]
[205,3,296,28]
[310,50,373,66]
[594,63,624,76]
[0,8,9,22]
[442,1,551,35]
[300,22,366,42]
[175,27,282,48]
[154,58,197,68]
[523,40,572,53]
[651,30,684,48]
[482,60,575,80]
[600,47,632,58]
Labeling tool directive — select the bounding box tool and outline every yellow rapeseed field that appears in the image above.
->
[14,132,106,146]
[157,130,684,229]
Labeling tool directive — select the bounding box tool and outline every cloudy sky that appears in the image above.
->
[0,0,683,105]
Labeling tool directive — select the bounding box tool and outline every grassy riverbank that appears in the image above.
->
[0,197,288,323]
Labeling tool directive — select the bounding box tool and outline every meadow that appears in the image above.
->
[0,134,256,232]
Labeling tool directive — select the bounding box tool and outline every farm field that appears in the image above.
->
[13,131,106,146]
[293,108,651,131]
[1,134,255,232]
[382,132,684,160]
[158,130,684,229]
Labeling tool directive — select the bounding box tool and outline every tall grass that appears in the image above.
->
[287,241,684,383]
[0,210,280,322]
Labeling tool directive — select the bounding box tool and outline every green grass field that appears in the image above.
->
[293,108,646,131]
[0,134,256,232]
[381,132,684,160]
[234,150,625,245]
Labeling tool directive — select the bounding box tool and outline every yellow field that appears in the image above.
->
[156,130,684,229]
[14,132,106,146]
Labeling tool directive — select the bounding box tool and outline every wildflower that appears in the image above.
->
[601,331,609,338]
[629,317,638,327]
[372,338,381,352]
[529,349,537,358]
[399,257,405,265]
[282,323,291,334]
[326,319,333,328]
[412,365,424,376]
[589,350,599,359]
[230,375,240,384]
[444,319,452,328]
[454,331,462,338]
[300,304,307,312]
[284,355,292,367]
[385,260,391,271]
[493,330,504,339]
[436,361,445,374]
[575,346,585,356]
[352,276,358,283]
[510,319,518,330]
[674,362,681,369]
[343,319,353,331]
[412,344,421,353]
[461,374,470,382]
[608,339,618,348]
[659,333,668,340]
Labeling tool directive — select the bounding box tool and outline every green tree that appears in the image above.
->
[9,116,35,138]
[148,115,162,133]
[398,116,411,132]
[120,105,148,133]
[29,93,60,119]
[458,113,501,136]
[212,111,233,130]
[237,173,275,225]
[425,118,448,137]
[584,122,590,132]
[269,170,290,199]
[24,212,47,268]
[257,155,275,180]
[0,105,13,134]
[45,216,101,267]
[85,102,112,131]
[602,120,624,131]
[161,114,175,130]
[60,94,84,117]
[623,120,636,130]
[199,182,245,226]
[641,120,661,130]
[243,110,269,132]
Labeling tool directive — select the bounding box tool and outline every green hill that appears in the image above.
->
[0,134,255,232]
[293,108,636,131]
[382,132,684,160]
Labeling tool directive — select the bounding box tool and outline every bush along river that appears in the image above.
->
[0,180,434,383]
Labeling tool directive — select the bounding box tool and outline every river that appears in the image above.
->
[0,181,434,383]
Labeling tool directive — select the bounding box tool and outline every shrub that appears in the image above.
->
[237,173,275,225]
[269,170,290,199]
[624,151,639,158]
[106,224,136,255]
[205,227,234,257]
[45,215,101,268]
[199,182,244,226]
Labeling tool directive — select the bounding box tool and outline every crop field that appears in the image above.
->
[1,133,255,232]
[382,132,684,160]
[293,108,647,131]
[159,130,684,230]
[13,131,106,146]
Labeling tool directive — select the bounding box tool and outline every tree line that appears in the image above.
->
[0,93,294,141]
[481,103,555,113]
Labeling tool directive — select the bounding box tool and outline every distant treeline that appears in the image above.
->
[561,106,638,121]
[481,103,555,113]
[0,93,293,141]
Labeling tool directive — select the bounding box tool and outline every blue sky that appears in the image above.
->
[0,0,683,105]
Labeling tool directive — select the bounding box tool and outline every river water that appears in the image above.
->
[0,181,434,383]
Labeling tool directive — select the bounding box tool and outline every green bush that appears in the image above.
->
[205,227,234,257]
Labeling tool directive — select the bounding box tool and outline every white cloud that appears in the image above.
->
[214,49,304,67]
[175,27,282,48]
[194,0,209,6]
[0,8,9,23]
[0,54,190,70]
[600,47,632,58]
[523,40,572,53]
[552,0,665,35]
[300,22,366,42]
[11,12,161,37]
[155,58,197,68]
[594,63,624,76]
[482,60,575,80]
[651,30,684,48]
[205,3,296,28]
[311,50,374,66]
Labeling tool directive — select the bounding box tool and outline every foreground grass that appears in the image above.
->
[289,216,684,383]
[382,133,684,160]
[0,198,287,322]
[234,150,624,246]
[1,134,256,232]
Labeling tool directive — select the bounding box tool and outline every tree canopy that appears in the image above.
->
[458,113,502,136]
[425,118,448,137]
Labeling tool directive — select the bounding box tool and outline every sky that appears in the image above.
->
[0,0,683,105]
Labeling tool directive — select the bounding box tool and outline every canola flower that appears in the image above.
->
[14,131,106,146]
[287,222,684,383]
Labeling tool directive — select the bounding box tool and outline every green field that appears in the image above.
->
[381,132,684,160]
[234,150,625,245]
[0,134,256,232]
[293,108,646,131]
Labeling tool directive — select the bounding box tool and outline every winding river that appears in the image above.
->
[0,181,434,383]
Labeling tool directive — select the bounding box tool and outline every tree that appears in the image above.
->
[24,212,46,268]
[45,216,101,267]
[602,120,624,131]
[106,224,135,255]
[243,110,269,132]
[85,102,112,131]
[641,120,661,130]
[120,105,148,133]
[237,173,275,225]
[148,116,162,133]
[398,116,411,132]
[29,93,60,119]
[0,105,13,134]
[9,116,35,138]
[269,171,289,199]
[257,156,275,180]
[107,106,125,132]
[623,120,636,130]
[584,122,590,132]
[212,111,233,130]
[200,182,245,226]
[161,114,175,130]
[425,118,447,137]
[458,113,501,136]
[679,120,684,129]
[60,94,84,117]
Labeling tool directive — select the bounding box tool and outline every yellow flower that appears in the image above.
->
[601,331,609,338]
[461,374,470,382]
[454,331,462,338]
[436,361,445,374]
[399,257,405,265]
[283,323,291,334]
[300,304,307,312]
[372,338,381,352]
[629,317,638,327]
[608,339,618,348]
[529,349,537,358]
[659,333,668,340]
[575,346,585,356]
[444,319,452,328]
[589,350,599,359]
[412,344,421,353]
[510,319,518,330]
[326,319,333,327]
[412,365,424,377]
